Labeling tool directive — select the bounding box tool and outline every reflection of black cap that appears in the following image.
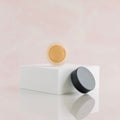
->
[71,95,95,120]
[71,67,95,93]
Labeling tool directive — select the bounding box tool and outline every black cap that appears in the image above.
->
[71,67,95,94]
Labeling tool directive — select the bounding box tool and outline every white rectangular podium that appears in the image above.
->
[20,64,99,95]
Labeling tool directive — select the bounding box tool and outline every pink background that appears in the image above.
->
[0,0,120,119]
[0,0,120,98]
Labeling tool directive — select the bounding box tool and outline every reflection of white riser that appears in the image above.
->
[20,89,99,120]
[20,64,99,95]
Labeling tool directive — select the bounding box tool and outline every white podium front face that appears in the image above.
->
[20,64,99,95]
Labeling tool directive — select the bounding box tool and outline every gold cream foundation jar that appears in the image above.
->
[47,43,68,65]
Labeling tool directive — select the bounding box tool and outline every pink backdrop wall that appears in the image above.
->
[0,0,120,94]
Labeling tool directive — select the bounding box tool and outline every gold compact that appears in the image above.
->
[47,43,67,65]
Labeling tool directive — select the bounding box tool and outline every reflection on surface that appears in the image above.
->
[71,95,95,120]
[20,89,98,120]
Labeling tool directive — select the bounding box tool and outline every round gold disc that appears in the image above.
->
[47,43,67,65]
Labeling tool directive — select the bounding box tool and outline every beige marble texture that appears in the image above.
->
[0,0,120,120]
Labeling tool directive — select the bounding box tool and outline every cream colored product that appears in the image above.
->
[47,43,68,65]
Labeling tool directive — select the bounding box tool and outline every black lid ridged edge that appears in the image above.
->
[71,68,90,93]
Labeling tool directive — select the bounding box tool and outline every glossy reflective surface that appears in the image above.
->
[0,80,120,120]
[20,89,97,120]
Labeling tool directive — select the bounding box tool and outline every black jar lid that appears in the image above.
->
[71,67,95,93]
